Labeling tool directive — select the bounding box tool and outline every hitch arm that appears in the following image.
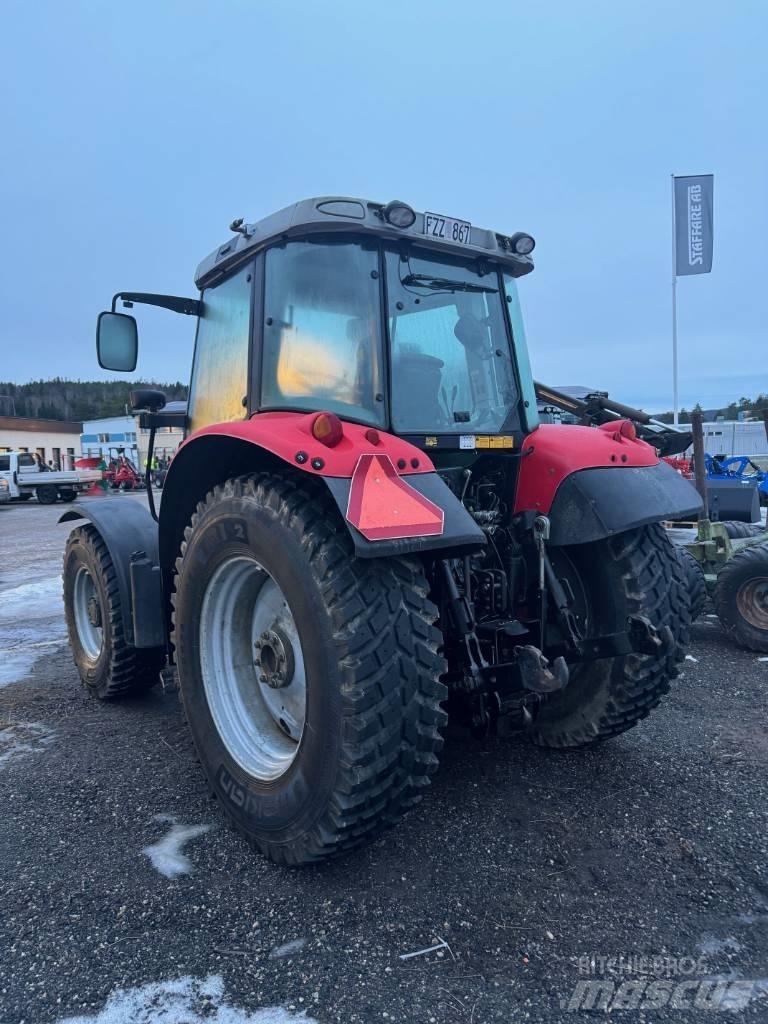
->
[439,560,487,688]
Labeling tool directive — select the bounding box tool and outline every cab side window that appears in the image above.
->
[188,262,253,434]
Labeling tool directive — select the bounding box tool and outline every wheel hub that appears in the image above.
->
[199,556,307,781]
[254,627,295,689]
[87,596,102,628]
[72,566,104,662]
[737,576,768,630]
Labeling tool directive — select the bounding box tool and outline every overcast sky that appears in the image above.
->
[1,0,765,413]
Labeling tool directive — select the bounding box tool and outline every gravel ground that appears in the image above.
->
[1,496,767,1023]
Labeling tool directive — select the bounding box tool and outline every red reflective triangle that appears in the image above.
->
[346,454,444,541]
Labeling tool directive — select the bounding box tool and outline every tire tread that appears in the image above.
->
[531,524,690,748]
[64,525,163,699]
[171,474,447,864]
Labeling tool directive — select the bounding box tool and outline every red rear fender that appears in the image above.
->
[514,423,659,515]
[180,411,434,478]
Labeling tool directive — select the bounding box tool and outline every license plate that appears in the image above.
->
[423,212,472,245]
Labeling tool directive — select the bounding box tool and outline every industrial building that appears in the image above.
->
[0,415,82,469]
[81,414,184,469]
[686,420,768,459]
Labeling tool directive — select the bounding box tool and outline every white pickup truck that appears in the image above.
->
[0,451,103,505]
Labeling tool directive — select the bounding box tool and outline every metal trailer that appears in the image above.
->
[679,412,768,652]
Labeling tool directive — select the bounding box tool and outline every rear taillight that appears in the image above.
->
[599,418,637,441]
[617,419,637,440]
[311,412,344,447]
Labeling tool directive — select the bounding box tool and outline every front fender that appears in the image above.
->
[60,498,164,647]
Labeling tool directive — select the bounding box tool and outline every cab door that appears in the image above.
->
[187,260,256,435]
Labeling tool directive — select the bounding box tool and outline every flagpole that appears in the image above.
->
[671,173,679,426]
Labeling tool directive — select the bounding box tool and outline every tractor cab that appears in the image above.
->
[96,197,539,458]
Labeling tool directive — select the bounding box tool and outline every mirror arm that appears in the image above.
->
[110,292,202,317]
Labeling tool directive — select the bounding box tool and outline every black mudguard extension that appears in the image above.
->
[60,500,164,647]
[547,462,703,546]
[324,473,486,559]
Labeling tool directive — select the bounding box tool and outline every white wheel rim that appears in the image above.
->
[73,566,103,661]
[199,555,307,781]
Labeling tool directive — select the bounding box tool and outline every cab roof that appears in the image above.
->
[195,196,534,289]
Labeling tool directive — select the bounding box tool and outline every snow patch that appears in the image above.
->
[698,934,743,954]
[758,657,768,663]
[0,574,63,621]
[736,910,768,924]
[0,641,64,687]
[142,814,213,878]
[0,720,55,767]
[55,974,317,1024]
[685,654,699,662]
[0,576,67,686]
[270,938,306,959]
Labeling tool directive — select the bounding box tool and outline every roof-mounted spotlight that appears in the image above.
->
[382,200,416,229]
[508,231,536,255]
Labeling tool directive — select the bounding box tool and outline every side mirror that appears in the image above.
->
[97,311,138,372]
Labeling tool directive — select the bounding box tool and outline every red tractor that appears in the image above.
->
[61,197,701,864]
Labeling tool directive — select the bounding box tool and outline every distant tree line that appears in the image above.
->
[655,394,768,424]
[0,378,188,422]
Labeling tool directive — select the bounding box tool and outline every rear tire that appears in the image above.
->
[63,525,164,698]
[678,547,707,622]
[172,474,447,865]
[530,524,689,749]
[713,542,768,652]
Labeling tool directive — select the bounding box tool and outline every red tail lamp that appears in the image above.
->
[617,419,637,440]
[311,411,344,447]
[599,419,637,441]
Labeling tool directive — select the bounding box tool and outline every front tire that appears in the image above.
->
[172,474,447,865]
[530,524,690,748]
[63,525,164,698]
